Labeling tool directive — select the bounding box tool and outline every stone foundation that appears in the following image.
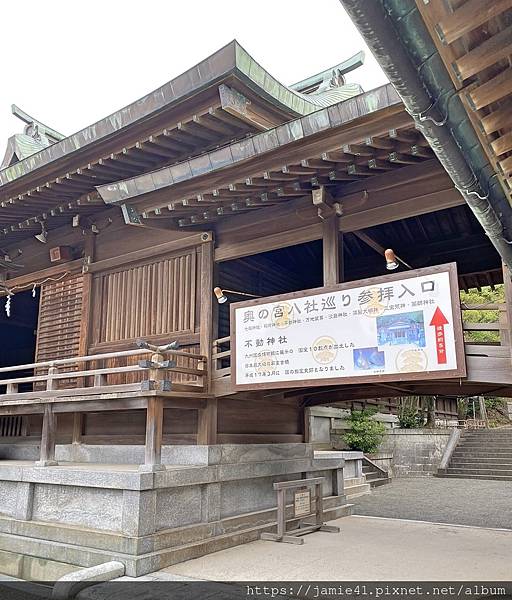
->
[0,444,352,577]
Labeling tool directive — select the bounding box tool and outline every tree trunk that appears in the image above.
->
[425,396,436,428]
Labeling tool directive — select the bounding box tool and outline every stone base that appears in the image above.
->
[0,444,353,578]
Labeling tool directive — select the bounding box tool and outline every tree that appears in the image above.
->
[397,396,423,428]
[424,396,436,428]
[343,408,386,454]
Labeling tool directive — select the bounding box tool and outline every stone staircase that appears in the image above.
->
[438,428,512,481]
[362,456,391,488]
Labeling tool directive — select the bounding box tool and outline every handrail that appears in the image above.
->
[0,347,206,374]
[0,340,207,398]
[362,455,388,478]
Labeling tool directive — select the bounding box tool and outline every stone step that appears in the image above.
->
[445,467,512,476]
[362,466,378,474]
[344,482,371,498]
[457,445,512,451]
[364,471,383,481]
[461,438,512,443]
[369,477,391,488]
[453,450,512,457]
[450,461,512,469]
[450,456,512,465]
[463,434,512,438]
[462,431,512,435]
[438,473,512,481]
[452,454,512,460]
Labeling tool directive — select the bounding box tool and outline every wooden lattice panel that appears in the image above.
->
[35,274,84,388]
[93,252,196,345]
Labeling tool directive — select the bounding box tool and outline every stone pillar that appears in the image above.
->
[201,483,221,523]
[332,468,345,497]
[13,482,34,520]
[121,490,157,537]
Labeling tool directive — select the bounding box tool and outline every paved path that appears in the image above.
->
[353,478,512,529]
[162,515,512,581]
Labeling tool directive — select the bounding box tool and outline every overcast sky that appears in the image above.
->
[0,0,387,143]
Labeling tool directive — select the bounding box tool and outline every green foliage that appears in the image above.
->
[398,405,423,428]
[397,396,424,428]
[484,397,505,411]
[460,285,504,344]
[343,408,386,454]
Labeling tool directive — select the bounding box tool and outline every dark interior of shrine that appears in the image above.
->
[216,203,502,340]
[0,289,39,379]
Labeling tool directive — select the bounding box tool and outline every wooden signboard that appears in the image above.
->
[294,489,311,518]
[231,263,466,390]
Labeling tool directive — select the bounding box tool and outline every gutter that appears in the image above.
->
[339,0,512,271]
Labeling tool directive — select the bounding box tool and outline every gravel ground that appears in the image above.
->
[353,477,512,529]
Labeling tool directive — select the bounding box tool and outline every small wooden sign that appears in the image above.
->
[49,246,73,263]
[294,489,311,518]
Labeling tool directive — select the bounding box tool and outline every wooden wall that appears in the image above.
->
[217,394,303,444]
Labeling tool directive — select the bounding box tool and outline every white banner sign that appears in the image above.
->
[232,263,465,389]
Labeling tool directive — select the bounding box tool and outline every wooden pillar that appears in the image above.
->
[303,405,313,443]
[142,396,164,471]
[36,405,57,467]
[72,413,83,444]
[314,187,341,286]
[323,215,340,286]
[502,262,512,351]
[74,230,95,444]
[198,235,217,444]
[199,237,214,391]
[339,232,345,283]
[198,398,218,446]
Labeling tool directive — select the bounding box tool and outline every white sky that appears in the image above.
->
[0,0,387,143]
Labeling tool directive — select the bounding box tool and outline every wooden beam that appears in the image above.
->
[453,25,512,81]
[468,68,512,111]
[436,0,512,45]
[352,230,412,269]
[312,186,341,220]
[481,103,512,135]
[339,187,463,232]
[214,170,463,262]
[84,233,208,274]
[491,132,512,157]
[1,259,83,296]
[499,155,512,176]
[219,84,269,131]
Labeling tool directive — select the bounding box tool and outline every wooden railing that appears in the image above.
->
[0,341,209,469]
[212,336,231,380]
[462,302,508,345]
[0,342,207,401]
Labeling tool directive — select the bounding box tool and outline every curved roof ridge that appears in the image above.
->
[0,41,364,191]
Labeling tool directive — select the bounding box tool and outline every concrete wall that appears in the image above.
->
[374,429,452,477]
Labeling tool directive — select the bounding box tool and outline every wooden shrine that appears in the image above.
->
[0,38,511,468]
